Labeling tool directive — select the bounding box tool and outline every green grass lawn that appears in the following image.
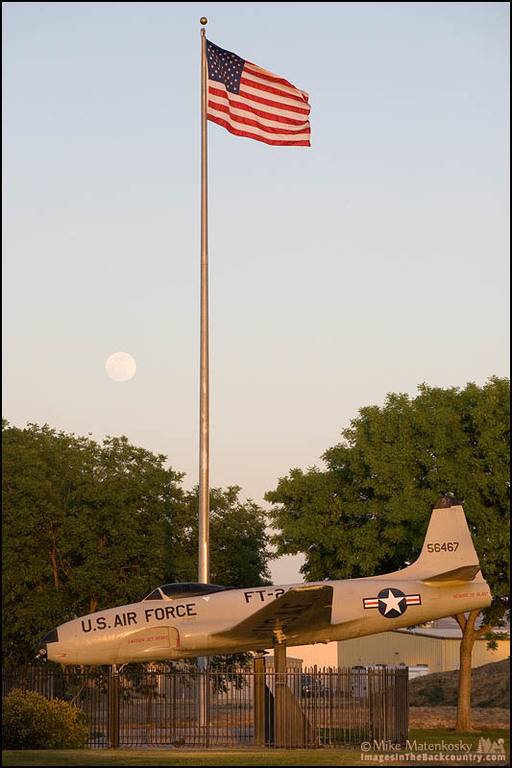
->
[2,728,509,766]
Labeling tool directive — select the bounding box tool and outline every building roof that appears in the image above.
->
[395,616,509,641]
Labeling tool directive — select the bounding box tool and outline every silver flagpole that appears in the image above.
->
[198,17,210,587]
[198,15,209,731]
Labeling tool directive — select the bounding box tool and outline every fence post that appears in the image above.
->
[205,667,210,748]
[368,668,375,741]
[274,645,287,747]
[397,667,409,745]
[107,666,120,749]
[253,652,266,746]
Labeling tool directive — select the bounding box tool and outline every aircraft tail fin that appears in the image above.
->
[399,497,483,582]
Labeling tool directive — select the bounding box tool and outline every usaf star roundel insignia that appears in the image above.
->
[363,588,421,618]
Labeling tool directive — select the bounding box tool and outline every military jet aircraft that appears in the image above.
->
[38,500,491,665]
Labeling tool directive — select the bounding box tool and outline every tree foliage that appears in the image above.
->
[185,486,271,588]
[266,377,510,628]
[2,421,270,665]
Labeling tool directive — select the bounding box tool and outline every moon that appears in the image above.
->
[105,352,137,382]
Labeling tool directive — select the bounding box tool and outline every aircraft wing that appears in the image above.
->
[213,585,334,645]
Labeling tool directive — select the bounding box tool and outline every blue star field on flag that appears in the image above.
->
[206,41,244,94]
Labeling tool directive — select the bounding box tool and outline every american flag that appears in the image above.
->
[206,40,311,147]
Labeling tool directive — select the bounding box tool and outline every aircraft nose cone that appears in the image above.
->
[36,628,59,660]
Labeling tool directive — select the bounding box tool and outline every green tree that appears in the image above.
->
[2,422,271,666]
[266,377,510,731]
[184,486,271,588]
[2,422,186,664]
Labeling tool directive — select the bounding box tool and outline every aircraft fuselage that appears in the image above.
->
[42,573,491,665]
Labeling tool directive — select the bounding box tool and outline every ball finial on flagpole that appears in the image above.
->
[200,17,208,25]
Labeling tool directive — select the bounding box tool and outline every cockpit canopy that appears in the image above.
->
[143,583,229,601]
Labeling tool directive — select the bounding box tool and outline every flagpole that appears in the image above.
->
[198,16,209,730]
[198,16,210,587]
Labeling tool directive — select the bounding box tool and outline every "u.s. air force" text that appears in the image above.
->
[81,603,197,633]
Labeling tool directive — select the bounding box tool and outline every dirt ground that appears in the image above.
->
[409,659,510,708]
[409,706,510,729]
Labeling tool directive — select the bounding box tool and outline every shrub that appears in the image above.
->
[2,688,89,749]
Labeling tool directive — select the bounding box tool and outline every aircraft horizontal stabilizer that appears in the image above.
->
[422,564,481,583]
[213,585,334,644]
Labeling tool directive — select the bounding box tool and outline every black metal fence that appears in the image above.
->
[2,664,408,749]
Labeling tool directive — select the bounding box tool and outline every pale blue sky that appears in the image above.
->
[3,2,509,583]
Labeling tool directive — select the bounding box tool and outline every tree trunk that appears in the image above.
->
[454,610,482,732]
[49,545,60,588]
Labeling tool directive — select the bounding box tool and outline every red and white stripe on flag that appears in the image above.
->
[206,43,311,147]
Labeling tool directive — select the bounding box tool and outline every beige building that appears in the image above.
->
[267,642,338,669]
[336,619,509,674]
